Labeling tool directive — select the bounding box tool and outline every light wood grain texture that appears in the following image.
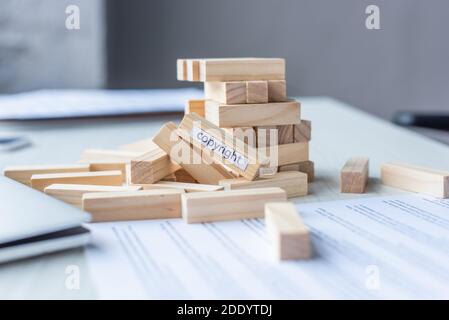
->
[265,202,311,260]
[219,171,307,198]
[177,113,266,180]
[120,138,158,153]
[187,60,200,81]
[79,149,142,163]
[88,162,127,182]
[176,59,187,80]
[30,170,123,192]
[204,81,246,104]
[141,181,223,192]
[205,100,300,127]
[256,126,278,148]
[182,187,287,223]
[246,80,268,103]
[267,80,287,102]
[185,99,206,117]
[3,164,90,186]
[173,168,197,183]
[153,122,235,184]
[224,127,257,148]
[293,120,312,142]
[279,160,315,182]
[340,157,369,193]
[381,162,449,198]
[44,184,141,209]
[82,189,184,222]
[130,148,180,184]
[277,125,294,145]
[259,142,309,167]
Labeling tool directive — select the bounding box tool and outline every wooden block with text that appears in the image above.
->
[381,162,449,198]
[246,80,268,103]
[205,100,301,127]
[3,164,90,186]
[31,170,123,192]
[182,187,287,223]
[340,157,369,193]
[185,99,206,117]
[279,160,315,182]
[83,189,184,222]
[265,202,311,260]
[267,80,287,102]
[293,120,312,142]
[204,82,246,104]
[219,171,307,198]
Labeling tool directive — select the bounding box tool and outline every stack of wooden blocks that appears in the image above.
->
[178,58,314,182]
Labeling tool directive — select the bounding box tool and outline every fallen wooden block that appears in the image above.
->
[204,81,246,104]
[279,160,315,182]
[3,164,90,186]
[256,126,278,148]
[259,142,309,167]
[265,202,311,260]
[381,162,449,198]
[79,149,142,163]
[267,80,287,102]
[120,138,159,153]
[205,100,300,127]
[277,125,294,145]
[185,99,206,117]
[88,162,127,182]
[173,168,197,183]
[153,122,235,184]
[83,189,184,222]
[141,181,223,192]
[246,80,268,103]
[177,113,267,180]
[182,187,287,223]
[44,184,141,209]
[177,58,285,82]
[161,173,177,182]
[31,170,123,192]
[293,120,312,142]
[219,171,307,198]
[340,157,369,193]
[130,148,180,184]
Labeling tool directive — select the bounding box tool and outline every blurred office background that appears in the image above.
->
[0,0,448,121]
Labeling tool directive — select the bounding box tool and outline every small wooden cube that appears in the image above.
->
[267,80,287,102]
[340,157,369,193]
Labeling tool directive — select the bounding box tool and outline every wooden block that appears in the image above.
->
[130,148,180,184]
[293,120,312,142]
[31,170,123,192]
[182,187,287,223]
[204,82,246,104]
[185,99,206,117]
[3,164,90,186]
[120,138,159,153]
[177,113,267,180]
[381,162,449,198]
[256,126,278,148]
[219,171,307,198]
[224,127,257,149]
[83,189,183,222]
[267,80,287,102]
[246,80,268,103]
[205,100,300,127]
[177,59,187,80]
[279,160,315,182]
[89,162,127,182]
[187,60,200,81]
[141,181,223,192]
[79,149,142,163]
[265,202,311,260]
[277,125,294,145]
[44,184,141,209]
[340,157,369,193]
[153,122,235,184]
[161,173,177,182]
[173,168,197,183]
[259,142,309,167]
[198,58,285,82]
[259,166,278,177]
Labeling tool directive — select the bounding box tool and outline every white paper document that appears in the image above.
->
[85,194,449,299]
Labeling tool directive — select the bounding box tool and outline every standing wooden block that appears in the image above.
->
[256,126,278,148]
[267,80,287,102]
[340,157,369,193]
[205,100,301,127]
[277,125,294,145]
[187,60,200,81]
[177,59,187,80]
[259,142,309,167]
[130,148,180,184]
[246,80,268,103]
[44,184,141,209]
[265,202,311,260]
[153,122,235,184]
[279,160,315,182]
[3,164,90,186]
[185,99,206,117]
[293,120,312,142]
[79,149,142,163]
[177,113,267,180]
[204,82,246,104]
[182,187,287,223]
[219,171,308,198]
[141,181,223,192]
[381,162,449,198]
[83,189,184,222]
[31,170,123,192]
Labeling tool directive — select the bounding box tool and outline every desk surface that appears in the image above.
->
[1,97,449,299]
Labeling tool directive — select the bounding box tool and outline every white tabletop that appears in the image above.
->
[1,97,449,299]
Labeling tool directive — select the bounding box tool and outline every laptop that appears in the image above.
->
[0,176,91,264]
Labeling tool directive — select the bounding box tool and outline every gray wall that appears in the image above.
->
[108,0,449,120]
